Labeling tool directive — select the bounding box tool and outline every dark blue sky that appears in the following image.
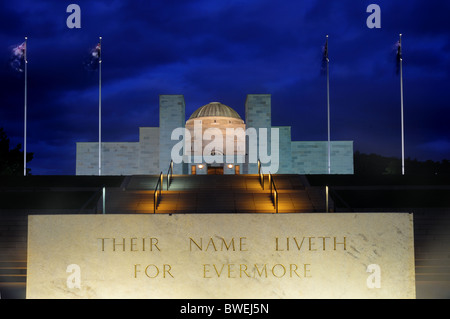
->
[1,0,449,175]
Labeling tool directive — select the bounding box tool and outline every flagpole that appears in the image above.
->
[399,34,405,175]
[326,35,331,175]
[24,36,28,177]
[99,36,102,176]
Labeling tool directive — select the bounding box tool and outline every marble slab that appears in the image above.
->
[26,213,415,299]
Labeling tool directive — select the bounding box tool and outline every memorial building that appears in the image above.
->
[76,94,354,176]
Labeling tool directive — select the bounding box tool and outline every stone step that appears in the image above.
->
[0,267,27,276]
[415,266,450,274]
[104,175,316,213]
[0,261,27,283]
[415,273,450,282]
[104,189,319,213]
[0,274,26,283]
[126,174,309,191]
[156,191,276,214]
[168,175,263,191]
[0,256,27,263]
[0,261,27,268]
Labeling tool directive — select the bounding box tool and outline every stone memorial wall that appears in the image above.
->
[27,213,415,299]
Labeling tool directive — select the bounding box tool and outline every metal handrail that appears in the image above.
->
[167,160,173,190]
[258,159,264,190]
[268,173,278,213]
[153,172,163,213]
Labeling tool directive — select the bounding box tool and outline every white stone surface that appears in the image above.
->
[27,213,415,299]
[76,94,354,175]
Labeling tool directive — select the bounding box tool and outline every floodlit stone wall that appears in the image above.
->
[291,141,354,174]
[76,94,354,175]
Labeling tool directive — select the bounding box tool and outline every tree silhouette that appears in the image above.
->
[354,151,450,176]
[0,127,33,176]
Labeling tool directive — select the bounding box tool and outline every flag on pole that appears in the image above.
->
[84,41,101,71]
[321,35,331,174]
[97,37,102,176]
[10,41,26,73]
[321,37,329,75]
[397,34,405,175]
[395,37,402,74]
[93,42,101,58]
[10,38,28,175]
[82,38,103,175]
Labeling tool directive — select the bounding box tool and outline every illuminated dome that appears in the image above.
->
[189,102,242,120]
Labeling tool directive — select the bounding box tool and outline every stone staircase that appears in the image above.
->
[0,174,325,298]
[7,174,449,298]
[104,174,326,214]
[0,213,28,299]
[413,209,450,299]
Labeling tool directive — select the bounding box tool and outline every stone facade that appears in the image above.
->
[138,127,159,175]
[275,126,293,174]
[245,94,272,174]
[185,116,246,158]
[76,142,140,176]
[159,95,185,174]
[291,141,354,174]
[76,94,354,175]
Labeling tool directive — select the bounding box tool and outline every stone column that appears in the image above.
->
[245,94,271,174]
[159,95,186,174]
